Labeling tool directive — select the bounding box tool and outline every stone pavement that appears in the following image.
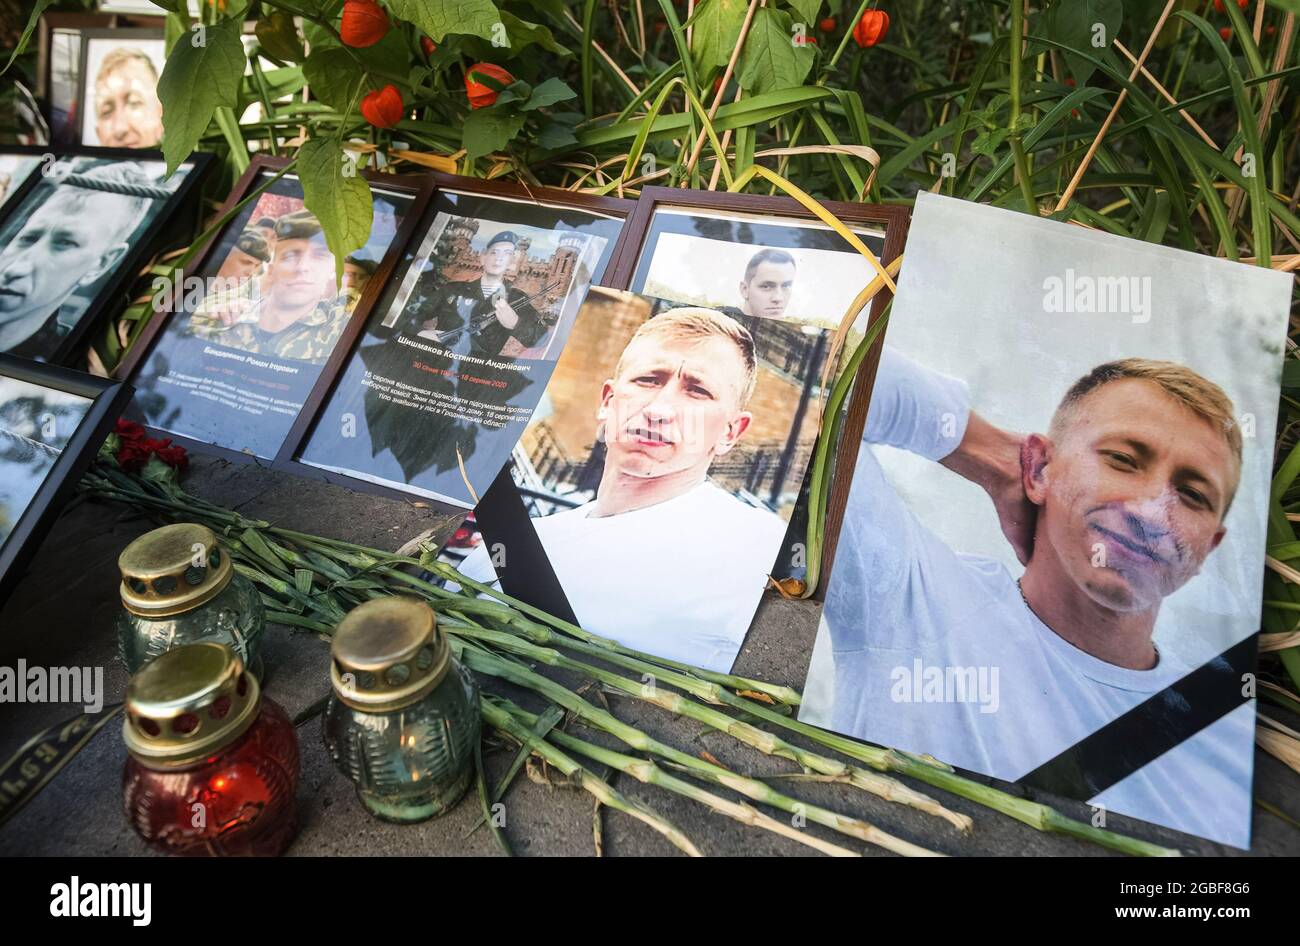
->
[1,456,1296,857]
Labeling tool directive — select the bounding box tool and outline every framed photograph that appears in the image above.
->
[0,147,213,366]
[798,192,1294,848]
[285,175,633,507]
[451,286,837,671]
[77,28,166,150]
[608,186,909,591]
[119,155,435,463]
[0,353,132,606]
[36,13,115,147]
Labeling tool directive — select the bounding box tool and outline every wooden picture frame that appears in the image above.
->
[275,172,637,506]
[116,154,437,470]
[0,353,132,606]
[36,11,114,144]
[605,186,911,598]
[37,11,170,143]
[0,145,214,368]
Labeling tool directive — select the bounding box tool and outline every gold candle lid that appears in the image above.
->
[123,642,260,767]
[119,523,233,618]
[330,597,450,712]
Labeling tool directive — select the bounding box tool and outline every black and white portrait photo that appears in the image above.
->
[0,155,192,363]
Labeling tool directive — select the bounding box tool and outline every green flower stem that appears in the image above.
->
[493,696,860,856]
[83,469,1181,855]
[479,699,703,856]
[458,641,942,856]
[1007,0,1037,214]
[415,559,802,705]
[442,615,972,832]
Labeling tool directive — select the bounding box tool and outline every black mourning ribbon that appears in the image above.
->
[1021,635,1256,800]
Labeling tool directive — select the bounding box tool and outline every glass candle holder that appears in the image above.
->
[122,642,299,857]
[116,523,264,676]
[322,597,481,823]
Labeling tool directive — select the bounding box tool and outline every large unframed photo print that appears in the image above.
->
[455,288,833,671]
[801,192,1294,848]
[296,186,624,507]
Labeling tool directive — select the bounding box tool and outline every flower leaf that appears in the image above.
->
[298,136,374,283]
[463,107,526,160]
[157,18,246,175]
[737,7,815,96]
[385,0,502,43]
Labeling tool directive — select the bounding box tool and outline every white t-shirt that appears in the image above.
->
[457,480,789,671]
[803,347,1255,848]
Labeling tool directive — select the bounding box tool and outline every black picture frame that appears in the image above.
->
[0,145,214,368]
[0,353,132,606]
[116,154,438,468]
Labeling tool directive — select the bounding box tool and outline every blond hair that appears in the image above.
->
[614,307,758,407]
[1050,358,1242,508]
[96,47,159,88]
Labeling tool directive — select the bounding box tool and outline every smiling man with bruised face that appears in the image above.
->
[458,307,788,670]
[1019,365,1239,668]
[811,346,1255,846]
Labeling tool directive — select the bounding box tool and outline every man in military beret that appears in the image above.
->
[417,230,545,359]
[215,229,271,284]
[341,255,377,310]
[187,208,350,365]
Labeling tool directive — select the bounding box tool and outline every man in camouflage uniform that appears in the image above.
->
[416,230,545,359]
[187,209,349,365]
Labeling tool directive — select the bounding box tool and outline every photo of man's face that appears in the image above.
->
[480,240,515,277]
[739,257,796,319]
[599,330,752,481]
[1029,377,1235,613]
[216,247,263,282]
[265,234,335,313]
[342,261,372,295]
[0,193,126,328]
[92,48,163,149]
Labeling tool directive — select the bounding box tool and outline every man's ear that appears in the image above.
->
[1209,525,1227,555]
[714,410,753,456]
[1022,433,1053,506]
[597,379,614,421]
[78,243,128,287]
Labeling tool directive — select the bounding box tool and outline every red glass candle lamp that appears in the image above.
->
[122,642,299,856]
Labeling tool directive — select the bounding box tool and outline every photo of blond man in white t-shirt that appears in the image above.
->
[458,307,788,670]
